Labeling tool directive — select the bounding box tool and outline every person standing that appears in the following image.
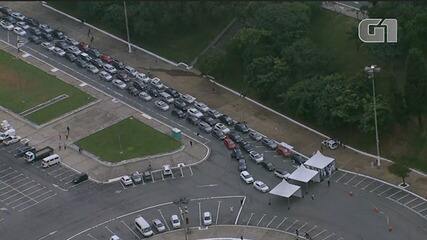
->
[189,140,193,147]
[295,229,299,239]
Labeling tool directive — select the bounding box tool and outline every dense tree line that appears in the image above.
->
[198,1,427,134]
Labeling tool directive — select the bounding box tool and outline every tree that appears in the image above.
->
[196,49,226,76]
[388,162,410,186]
[404,48,427,128]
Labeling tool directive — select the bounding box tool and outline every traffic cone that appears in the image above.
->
[348,191,353,197]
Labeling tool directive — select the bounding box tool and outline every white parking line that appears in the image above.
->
[275,217,287,229]
[25,186,46,196]
[104,225,114,234]
[321,232,336,240]
[344,175,357,185]
[361,180,375,190]
[215,201,221,225]
[0,167,12,173]
[32,190,53,199]
[0,189,14,197]
[198,202,202,226]
[369,183,384,192]
[412,201,426,209]
[297,222,308,231]
[0,171,17,179]
[59,173,76,181]
[418,207,427,213]
[2,192,21,201]
[86,234,98,240]
[20,183,40,192]
[396,194,409,202]
[120,220,140,239]
[53,170,71,178]
[3,174,23,182]
[47,168,63,175]
[353,178,367,187]
[189,166,194,176]
[312,229,327,238]
[11,177,31,186]
[378,188,393,196]
[335,173,347,183]
[387,190,402,199]
[246,213,254,225]
[307,225,318,233]
[256,214,266,227]
[266,216,277,228]
[285,220,298,231]
[158,209,170,231]
[180,167,184,177]
[6,195,28,205]
[405,198,419,206]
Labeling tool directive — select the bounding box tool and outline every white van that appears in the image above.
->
[159,92,174,103]
[41,154,61,168]
[135,216,153,237]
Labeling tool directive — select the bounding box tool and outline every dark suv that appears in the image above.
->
[231,148,244,160]
[219,114,234,126]
[235,122,249,133]
[227,131,243,143]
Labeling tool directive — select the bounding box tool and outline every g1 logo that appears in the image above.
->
[358,18,397,43]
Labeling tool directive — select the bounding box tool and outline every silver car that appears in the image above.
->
[52,47,66,57]
[103,63,117,74]
[155,100,169,111]
[86,64,99,74]
[199,121,212,133]
[99,71,112,81]
[112,79,126,89]
[138,91,152,101]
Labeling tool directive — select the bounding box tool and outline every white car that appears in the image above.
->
[322,139,339,150]
[99,71,112,81]
[181,94,196,104]
[41,42,55,51]
[138,91,152,101]
[120,175,133,186]
[136,73,150,83]
[39,24,53,33]
[240,171,254,184]
[162,164,172,176]
[155,100,169,111]
[253,180,269,193]
[274,169,291,179]
[249,151,264,164]
[152,219,166,233]
[214,123,230,134]
[66,45,81,55]
[103,63,117,74]
[187,108,203,118]
[170,215,181,229]
[194,101,210,112]
[52,47,66,57]
[249,131,263,141]
[110,235,120,240]
[0,21,14,31]
[13,26,26,36]
[16,21,30,30]
[207,109,223,119]
[11,12,25,21]
[150,77,164,89]
[112,79,127,89]
[125,65,138,77]
[86,64,99,74]
[203,211,212,226]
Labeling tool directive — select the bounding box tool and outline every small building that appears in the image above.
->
[304,151,336,180]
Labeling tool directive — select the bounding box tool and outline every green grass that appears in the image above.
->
[0,50,94,125]
[48,2,234,63]
[76,117,182,162]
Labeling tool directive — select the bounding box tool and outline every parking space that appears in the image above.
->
[332,170,427,220]
[0,163,56,212]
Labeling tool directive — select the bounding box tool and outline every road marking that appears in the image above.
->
[378,188,393,196]
[312,229,327,238]
[198,202,202,226]
[20,184,40,193]
[158,209,170,231]
[344,175,357,185]
[412,201,426,209]
[307,225,317,233]
[104,225,114,234]
[286,220,298,231]
[298,222,308,231]
[180,167,184,177]
[0,171,18,179]
[120,220,140,239]
[0,167,12,173]
[215,201,221,225]
[321,233,336,240]
[387,190,402,199]
[353,177,366,187]
[189,166,194,176]
[405,198,419,206]
[235,196,246,225]
[396,194,409,202]
[197,184,218,188]
[2,192,21,201]
[275,217,287,229]
[369,183,384,192]
[3,174,23,182]
[246,213,254,225]
[11,177,31,186]
[266,216,277,228]
[335,172,347,183]
[256,214,266,226]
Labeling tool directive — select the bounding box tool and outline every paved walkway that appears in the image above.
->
[149,225,296,240]
[2,1,426,197]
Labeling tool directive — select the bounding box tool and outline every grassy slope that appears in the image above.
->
[76,117,182,162]
[48,2,234,63]
[0,50,94,125]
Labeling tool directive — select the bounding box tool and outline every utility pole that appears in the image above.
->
[123,0,132,53]
[364,65,381,168]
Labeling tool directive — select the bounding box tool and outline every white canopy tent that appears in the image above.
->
[288,165,320,183]
[304,151,336,180]
[269,180,302,198]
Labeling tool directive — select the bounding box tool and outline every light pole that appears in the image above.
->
[123,0,132,53]
[364,65,381,168]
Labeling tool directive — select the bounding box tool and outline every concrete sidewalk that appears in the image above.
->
[3,1,426,197]
[150,225,296,240]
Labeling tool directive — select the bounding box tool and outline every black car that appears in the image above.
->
[291,154,307,165]
[260,162,275,172]
[55,40,68,49]
[127,86,139,96]
[186,116,199,126]
[116,71,130,82]
[219,114,234,126]
[238,159,247,171]
[41,32,53,41]
[65,53,77,62]
[171,109,186,118]
[235,122,249,133]
[231,148,244,160]
[90,58,104,68]
[212,129,226,140]
[143,170,152,182]
[28,35,42,44]
[24,17,39,27]
[87,48,101,58]
[261,137,278,150]
[200,116,217,126]
[112,58,125,70]
[76,58,88,68]
[72,173,89,184]
[2,16,16,24]
[241,142,255,153]
[227,131,243,143]
[0,7,13,16]
[14,146,35,158]
[147,88,159,97]
[27,27,41,36]
[52,30,65,40]
[164,87,180,98]
[173,99,188,111]
[133,80,147,91]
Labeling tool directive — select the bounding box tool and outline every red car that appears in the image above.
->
[100,54,113,63]
[276,145,292,157]
[224,137,236,150]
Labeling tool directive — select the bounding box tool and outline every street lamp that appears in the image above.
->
[123,0,132,53]
[364,65,381,168]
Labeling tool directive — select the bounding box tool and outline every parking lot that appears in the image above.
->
[332,170,427,220]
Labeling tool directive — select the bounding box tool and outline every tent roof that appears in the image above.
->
[304,151,335,169]
[269,180,301,198]
[288,165,318,183]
